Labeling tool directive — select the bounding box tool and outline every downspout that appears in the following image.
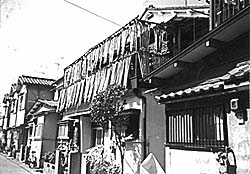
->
[134,89,147,160]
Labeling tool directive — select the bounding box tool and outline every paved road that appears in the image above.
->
[0,154,32,174]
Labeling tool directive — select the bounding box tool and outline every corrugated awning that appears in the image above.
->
[156,61,250,103]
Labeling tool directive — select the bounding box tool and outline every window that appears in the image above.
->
[11,100,17,113]
[34,124,43,138]
[91,128,103,146]
[19,95,25,111]
[166,104,226,150]
[58,124,69,138]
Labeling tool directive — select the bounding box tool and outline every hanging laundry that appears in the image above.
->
[77,79,85,107]
[98,68,107,93]
[81,57,87,77]
[87,74,95,103]
[103,66,112,91]
[83,76,91,103]
[123,56,132,88]
[117,59,125,86]
[91,71,101,101]
[121,29,129,55]
[140,21,150,51]
[103,41,108,65]
[110,62,118,86]
[109,37,115,63]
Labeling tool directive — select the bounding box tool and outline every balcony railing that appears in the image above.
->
[139,17,209,77]
[213,0,249,28]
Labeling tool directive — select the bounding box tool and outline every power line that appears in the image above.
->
[64,0,122,27]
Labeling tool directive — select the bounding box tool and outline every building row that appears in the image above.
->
[0,1,249,174]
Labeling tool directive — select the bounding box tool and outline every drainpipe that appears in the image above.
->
[134,89,147,160]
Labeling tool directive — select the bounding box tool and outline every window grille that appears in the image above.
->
[166,104,226,150]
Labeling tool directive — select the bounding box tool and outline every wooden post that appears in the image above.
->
[54,150,61,174]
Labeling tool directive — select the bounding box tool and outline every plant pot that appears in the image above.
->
[43,162,55,174]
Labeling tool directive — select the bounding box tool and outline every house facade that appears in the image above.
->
[2,75,55,160]
[140,0,249,174]
[54,2,212,174]
[25,99,59,168]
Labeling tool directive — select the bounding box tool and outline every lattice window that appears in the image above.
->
[166,104,226,150]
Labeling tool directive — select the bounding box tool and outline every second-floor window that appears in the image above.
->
[34,123,43,138]
[11,100,17,113]
[19,95,25,111]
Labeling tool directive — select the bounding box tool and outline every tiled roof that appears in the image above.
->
[156,61,250,102]
[27,99,58,117]
[38,99,58,107]
[18,75,55,86]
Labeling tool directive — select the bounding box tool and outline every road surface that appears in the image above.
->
[0,154,33,174]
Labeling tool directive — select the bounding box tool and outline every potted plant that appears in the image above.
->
[42,152,56,174]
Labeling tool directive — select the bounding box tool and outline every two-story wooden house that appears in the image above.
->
[140,0,249,174]
[2,75,55,160]
[55,3,211,174]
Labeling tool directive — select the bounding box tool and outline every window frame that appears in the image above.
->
[34,123,43,139]
[18,94,25,111]
[57,123,69,139]
[91,127,103,146]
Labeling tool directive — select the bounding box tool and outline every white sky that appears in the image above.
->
[0,0,146,108]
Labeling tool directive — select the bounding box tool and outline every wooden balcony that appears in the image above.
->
[139,17,209,78]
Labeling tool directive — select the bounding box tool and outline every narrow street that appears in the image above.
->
[0,154,34,174]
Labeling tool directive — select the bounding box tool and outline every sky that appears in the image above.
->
[0,0,147,110]
[0,0,206,113]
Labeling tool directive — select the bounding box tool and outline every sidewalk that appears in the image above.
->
[0,152,43,174]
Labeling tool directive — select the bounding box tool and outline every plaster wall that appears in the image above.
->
[9,113,16,127]
[80,116,92,153]
[227,109,250,174]
[43,113,58,140]
[165,148,220,174]
[145,93,166,169]
[16,109,25,127]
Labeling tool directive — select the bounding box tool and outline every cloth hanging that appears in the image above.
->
[103,66,112,91]
[103,41,108,65]
[81,57,87,77]
[109,38,115,63]
[98,68,107,93]
[118,59,125,86]
[87,74,95,102]
[83,76,91,103]
[123,56,132,88]
[76,79,83,107]
[114,60,123,86]
[110,62,118,85]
